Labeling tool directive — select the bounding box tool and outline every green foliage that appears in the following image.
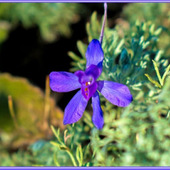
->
[145,60,170,88]
[0,3,170,167]
[0,140,55,166]
[0,3,82,42]
[120,3,170,57]
[123,3,170,28]
[0,21,10,43]
[67,6,170,166]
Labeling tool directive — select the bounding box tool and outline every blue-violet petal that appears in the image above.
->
[85,39,104,74]
[92,91,104,129]
[97,81,133,107]
[63,90,88,125]
[49,71,81,92]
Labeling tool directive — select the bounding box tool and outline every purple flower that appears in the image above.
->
[49,39,133,129]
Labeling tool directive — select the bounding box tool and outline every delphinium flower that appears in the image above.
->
[49,3,133,129]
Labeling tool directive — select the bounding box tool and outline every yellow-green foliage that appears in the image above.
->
[0,73,64,149]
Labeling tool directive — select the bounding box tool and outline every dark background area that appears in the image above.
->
[0,3,126,109]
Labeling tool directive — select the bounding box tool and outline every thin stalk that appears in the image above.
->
[8,95,18,129]
[99,3,107,45]
[43,75,50,130]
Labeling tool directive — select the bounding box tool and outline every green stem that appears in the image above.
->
[66,150,78,166]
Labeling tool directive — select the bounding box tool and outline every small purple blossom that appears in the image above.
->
[49,39,133,129]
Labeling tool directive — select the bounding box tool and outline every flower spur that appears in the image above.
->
[49,39,133,129]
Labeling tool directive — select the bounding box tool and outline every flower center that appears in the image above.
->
[84,87,88,96]
[75,69,98,100]
[84,81,92,96]
[85,81,91,86]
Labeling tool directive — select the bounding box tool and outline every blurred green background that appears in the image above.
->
[0,3,169,166]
